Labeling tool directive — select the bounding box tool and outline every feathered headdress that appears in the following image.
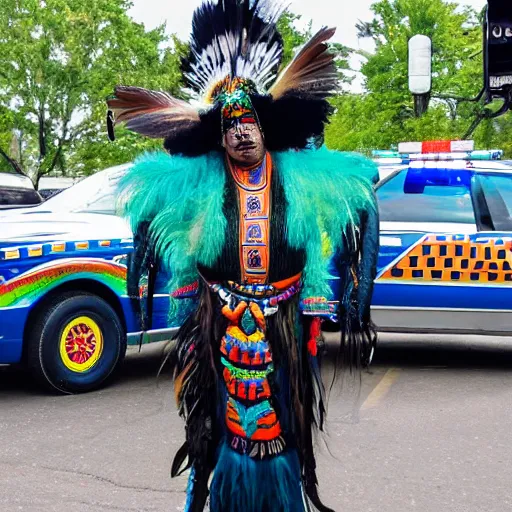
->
[107,0,338,155]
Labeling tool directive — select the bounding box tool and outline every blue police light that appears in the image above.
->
[372,150,401,159]
[403,167,472,194]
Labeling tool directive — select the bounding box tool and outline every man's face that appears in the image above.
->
[223,121,265,167]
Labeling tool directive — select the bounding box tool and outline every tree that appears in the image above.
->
[325,0,512,156]
[0,107,22,173]
[278,11,352,85]
[0,0,185,184]
[67,35,188,176]
[278,11,311,67]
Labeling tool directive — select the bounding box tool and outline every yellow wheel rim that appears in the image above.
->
[59,316,104,373]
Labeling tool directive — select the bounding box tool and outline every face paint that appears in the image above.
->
[223,121,265,167]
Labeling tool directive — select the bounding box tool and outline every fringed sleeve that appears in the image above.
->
[336,190,379,370]
[126,221,158,332]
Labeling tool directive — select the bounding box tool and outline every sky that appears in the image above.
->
[128,0,488,91]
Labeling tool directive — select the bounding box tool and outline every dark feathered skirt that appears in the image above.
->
[172,281,333,512]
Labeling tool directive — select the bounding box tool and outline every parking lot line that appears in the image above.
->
[361,368,402,411]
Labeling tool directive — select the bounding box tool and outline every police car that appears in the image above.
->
[373,140,512,336]
[0,165,176,394]
[0,141,511,393]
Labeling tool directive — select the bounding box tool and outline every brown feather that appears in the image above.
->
[107,86,200,139]
[174,361,194,406]
[269,27,338,100]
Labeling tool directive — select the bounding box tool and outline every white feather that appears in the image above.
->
[184,0,287,101]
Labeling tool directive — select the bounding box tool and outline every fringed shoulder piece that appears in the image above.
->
[274,146,378,295]
[275,147,379,369]
[117,151,228,324]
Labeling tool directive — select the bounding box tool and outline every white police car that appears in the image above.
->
[372,140,512,336]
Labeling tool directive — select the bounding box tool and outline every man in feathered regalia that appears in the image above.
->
[107,1,379,510]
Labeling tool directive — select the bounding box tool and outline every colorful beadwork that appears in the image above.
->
[210,281,302,460]
[300,296,338,316]
[228,153,272,284]
[209,76,257,108]
[172,281,199,298]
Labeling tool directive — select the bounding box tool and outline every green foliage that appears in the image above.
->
[0,0,185,183]
[326,0,512,157]
[67,35,188,176]
[1,0,510,179]
[277,11,312,68]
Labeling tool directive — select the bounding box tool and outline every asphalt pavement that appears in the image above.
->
[2,333,512,512]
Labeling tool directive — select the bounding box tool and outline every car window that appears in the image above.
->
[0,186,42,206]
[39,188,62,199]
[0,172,34,190]
[479,173,512,220]
[82,190,117,215]
[377,169,476,224]
[43,165,128,214]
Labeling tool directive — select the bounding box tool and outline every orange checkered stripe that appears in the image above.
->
[380,235,512,284]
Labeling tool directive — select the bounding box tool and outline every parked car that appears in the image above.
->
[1,142,511,393]
[373,141,512,335]
[0,164,176,394]
[0,171,43,209]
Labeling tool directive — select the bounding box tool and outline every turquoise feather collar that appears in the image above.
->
[118,147,377,303]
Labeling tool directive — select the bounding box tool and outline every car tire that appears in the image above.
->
[27,293,126,394]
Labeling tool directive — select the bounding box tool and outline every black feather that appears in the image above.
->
[170,286,225,510]
[163,105,221,155]
[182,0,284,95]
[334,204,379,373]
[252,93,333,151]
[171,441,190,477]
[107,110,115,141]
[127,221,152,328]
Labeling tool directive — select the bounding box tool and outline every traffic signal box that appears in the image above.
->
[485,0,512,100]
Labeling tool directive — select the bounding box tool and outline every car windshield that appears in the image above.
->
[377,168,476,224]
[43,164,130,215]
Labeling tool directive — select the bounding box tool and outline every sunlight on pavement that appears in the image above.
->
[361,368,402,411]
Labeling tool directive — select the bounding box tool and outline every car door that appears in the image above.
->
[372,163,512,335]
[466,170,512,333]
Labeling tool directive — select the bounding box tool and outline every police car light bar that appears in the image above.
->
[398,140,474,153]
[373,141,503,163]
[408,150,503,161]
